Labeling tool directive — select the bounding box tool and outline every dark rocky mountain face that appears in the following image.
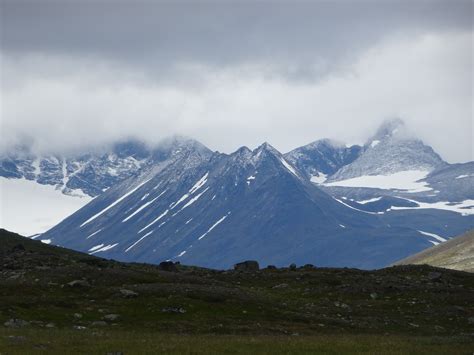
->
[284,139,362,181]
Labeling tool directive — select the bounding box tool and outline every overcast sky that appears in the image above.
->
[1,0,472,162]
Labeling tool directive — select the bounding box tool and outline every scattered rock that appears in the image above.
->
[161,307,186,314]
[468,317,474,325]
[73,313,83,319]
[120,289,138,298]
[67,280,91,288]
[45,322,56,328]
[103,314,120,321]
[4,318,29,328]
[7,335,27,343]
[272,283,289,289]
[91,321,108,327]
[334,301,350,309]
[106,352,124,355]
[73,325,87,330]
[158,261,178,272]
[370,293,378,300]
[428,272,442,281]
[234,260,259,272]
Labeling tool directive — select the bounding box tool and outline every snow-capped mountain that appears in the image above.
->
[314,120,472,219]
[39,125,474,269]
[0,137,209,197]
[0,137,211,235]
[284,139,362,183]
[328,119,446,183]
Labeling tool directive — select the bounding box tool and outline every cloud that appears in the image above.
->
[0,1,472,162]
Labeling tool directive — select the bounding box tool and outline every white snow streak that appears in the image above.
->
[334,198,381,215]
[189,172,209,194]
[89,244,104,252]
[179,187,209,211]
[122,192,164,222]
[86,228,103,239]
[125,230,154,252]
[90,243,119,254]
[418,230,447,242]
[80,178,151,227]
[357,197,382,204]
[170,193,189,209]
[279,158,299,178]
[138,209,169,233]
[198,212,231,240]
[40,239,52,244]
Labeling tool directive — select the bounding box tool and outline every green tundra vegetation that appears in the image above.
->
[1,229,473,354]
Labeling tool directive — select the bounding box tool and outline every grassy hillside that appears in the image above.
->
[396,230,474,272]
[1,228,473,354]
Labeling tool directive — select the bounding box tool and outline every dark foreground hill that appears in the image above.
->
[1,228,473,354]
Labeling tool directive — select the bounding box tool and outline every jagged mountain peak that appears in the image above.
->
[255,142,280,155]
[284,139,362,179]
[305,138,347,149]
[371,118,406,141]
[153,135,211,156]
[328,120,446,182]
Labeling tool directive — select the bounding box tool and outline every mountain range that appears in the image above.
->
[1,119,473,269]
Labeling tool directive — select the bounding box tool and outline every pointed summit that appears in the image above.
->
[371,118,406,141]
[328,119,446,181]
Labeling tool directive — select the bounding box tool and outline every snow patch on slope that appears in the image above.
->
[279,158,299,178]
[198,212,231,240]
[325,170,432,193]
[388,199,474,216]
[418,230,447,242]
[310,173,328,184]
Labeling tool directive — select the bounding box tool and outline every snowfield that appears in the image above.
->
[0,178,92,236]
[324,170,432,193]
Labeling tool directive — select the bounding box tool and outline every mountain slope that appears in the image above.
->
[0,137,212,235]
[40,141,445,269]
[395,230,474,272]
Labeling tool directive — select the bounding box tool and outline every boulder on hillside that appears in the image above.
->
[158,261,178,272]
[233,260,259,272]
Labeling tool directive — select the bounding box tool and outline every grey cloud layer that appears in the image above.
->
[0,1,472,162]
[2,1,471,78]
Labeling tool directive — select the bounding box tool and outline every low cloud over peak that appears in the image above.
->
[1,1,472,162]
